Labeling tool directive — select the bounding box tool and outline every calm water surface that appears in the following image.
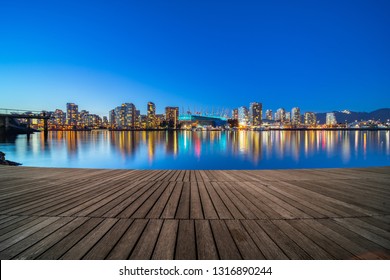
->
[0,130,389,169]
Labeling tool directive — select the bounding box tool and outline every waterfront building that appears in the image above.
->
[285,112,291,123]
[265,109,273,120]
[275,108,286,123]
[304,112,317,126]
[249,102,262,127]
[66,103,79,125]
[102,116,108,127]
[238,106,249,127]
[291,107,301,126]
[79,110,89,126]
[86,114,101,128]
[165,106,179,128]
[53,109,66,126]
[155,114,165,127]
[114,103,137,128]
[326,112,337,126]
[109,109,116,127]
[232,108,238,120]
[147,102,156,129]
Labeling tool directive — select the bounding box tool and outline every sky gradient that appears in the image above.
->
[1,0,389,117]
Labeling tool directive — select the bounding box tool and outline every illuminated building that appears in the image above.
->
[285,112,291,123]
[102,116,108,127]
[109,109,116,127]
[147,102,156,129]
[155,114,165,127]
[275,108,286,123]
[66,103,79,125]
[265,109,273,120]
[232,109,238,120]
[304,112,316,126]
[114,103,137,128]
[79,110,89,126]
[249,102,262,127]
[291,107,301,126]
[238,106,249,126]
[326,112,337,126]
[53,109,66,126]
[165,107,179,128]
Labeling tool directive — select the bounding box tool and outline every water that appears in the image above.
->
[0,130,389,169]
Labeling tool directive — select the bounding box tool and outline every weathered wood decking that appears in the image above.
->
[0,166,389,260]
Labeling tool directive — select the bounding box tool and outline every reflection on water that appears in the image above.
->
[0,130,389,169]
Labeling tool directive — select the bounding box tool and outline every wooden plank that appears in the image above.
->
[175,220,196,260]
[146,182,176,219]
[152,220,178,260]
[210,220,241,260]
[190,182,204,219]
[223,181,268,219]
[332,218,390,250]
[204,182,233,219]
[0,216,31,232]
[256,220,312,260]
[103,181,157,218]
[311,219,385,259]
[36,218,103,259]
[225,220,265,259]
[241,220,288,259]
[0,216,49,243]
[216,182,257,219]
[0,217,72,259]
[175,182,191,219]
[83,219,134,259]
[106,219,148,260]
[160,182,183,219]
[131,181,169,218]
[88,181,148,217]
[212,182,245,219]
[197,181,219,220]
[129,219,163,260]
[60,218,118,259]
[12,217,89,260]
[287,220,355,260]
[272,220,334,259]
[195,220,218,260]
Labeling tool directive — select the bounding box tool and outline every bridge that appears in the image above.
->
[0,108,50,137]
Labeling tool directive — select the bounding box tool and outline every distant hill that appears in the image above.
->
[315,108,390,124]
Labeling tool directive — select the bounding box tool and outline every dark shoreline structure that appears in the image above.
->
[0,151,21,166]
[0,166,389,260]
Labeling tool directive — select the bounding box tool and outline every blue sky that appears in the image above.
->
[1,0,389,117]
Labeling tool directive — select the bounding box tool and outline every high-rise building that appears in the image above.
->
[165,107,179,128]
[109,109,116,127]
[265,109,273,120]
[249,102,262,127]
[66,103,79,125]
[275,108,286,123]
[304,112,317,126]
[79,110,89,126]
[147,102,156,128]
[291,107,301,126]
[326,113,337,126]
[285,112,291,123]
[114,103,137,128]
[232,109,238,120]
[238,106,249,126]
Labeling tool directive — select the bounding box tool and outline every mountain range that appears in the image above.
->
[315,108,390,124]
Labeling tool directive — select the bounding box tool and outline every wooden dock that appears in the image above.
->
[0,166,389,260]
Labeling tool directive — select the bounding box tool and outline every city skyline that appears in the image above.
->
[1,1,390,116]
